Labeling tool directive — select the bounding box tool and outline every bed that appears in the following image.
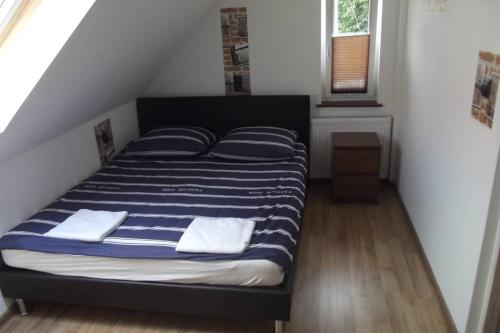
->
[0,95,310,333]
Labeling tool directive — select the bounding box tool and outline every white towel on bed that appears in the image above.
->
[44,209,128,242]
[176,217,255,254]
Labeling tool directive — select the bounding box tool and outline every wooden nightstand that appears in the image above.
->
[331,132,381,203]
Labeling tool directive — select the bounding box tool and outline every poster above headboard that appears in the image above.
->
[220,7,251,95]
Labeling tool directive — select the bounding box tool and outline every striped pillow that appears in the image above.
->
[126,127,217,157]
[209,126,298,161]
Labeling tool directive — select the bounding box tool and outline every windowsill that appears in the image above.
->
[317,100,383,108]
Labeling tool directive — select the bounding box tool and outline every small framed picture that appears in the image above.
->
[94,119,115,165]
[471,51,500,129]
[230,43,249,66]
[237,16,248,37]
[221,14,231,37]
[233,72,251,94]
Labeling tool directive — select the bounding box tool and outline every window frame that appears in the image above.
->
[0,0,37,47]
[323,0,380,101]
[0,0,22,33]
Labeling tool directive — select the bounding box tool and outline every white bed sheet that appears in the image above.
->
[1,249,284,287]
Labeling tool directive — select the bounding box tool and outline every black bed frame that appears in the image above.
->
[0,95,310,331]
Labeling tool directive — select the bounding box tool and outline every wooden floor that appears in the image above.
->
[0,184,454,333]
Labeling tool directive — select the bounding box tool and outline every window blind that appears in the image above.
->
[331,34,370,94]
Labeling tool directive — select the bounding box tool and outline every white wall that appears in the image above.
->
[146,0,322,100]
[145,0,402,179]
[397,0,500,331]
[0,101,139,313]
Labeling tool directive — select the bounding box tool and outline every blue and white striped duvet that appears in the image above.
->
[0,144,307,271]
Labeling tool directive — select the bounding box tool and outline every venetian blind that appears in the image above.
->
[331,34,370,94]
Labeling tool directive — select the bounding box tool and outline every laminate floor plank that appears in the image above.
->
[0,184,454,333]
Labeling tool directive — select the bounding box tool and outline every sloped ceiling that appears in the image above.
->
[0,0,218,163]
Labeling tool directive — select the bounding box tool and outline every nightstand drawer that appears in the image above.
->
[332,175,380,202]
[332,149,380,174]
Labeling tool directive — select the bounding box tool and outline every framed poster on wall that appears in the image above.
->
[220,7,251,95]
[471,51,500,129]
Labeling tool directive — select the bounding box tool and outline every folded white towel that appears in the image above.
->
[44,209,128,242]
[176,217,256,254]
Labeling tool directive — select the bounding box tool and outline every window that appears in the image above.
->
[324,0,380,100]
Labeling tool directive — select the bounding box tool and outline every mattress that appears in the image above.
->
[1,249,283,286]
[0,143,307,286]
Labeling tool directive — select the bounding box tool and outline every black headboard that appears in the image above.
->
[136,95,310,159]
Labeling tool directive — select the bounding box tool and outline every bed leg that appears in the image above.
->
[274,320,286,333]
[15,299,28,316]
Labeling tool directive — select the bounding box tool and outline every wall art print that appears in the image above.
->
[471,51,500,129]
[94,118,115,166]
[221,7,251,95]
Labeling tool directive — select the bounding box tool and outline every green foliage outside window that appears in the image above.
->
[337,0,370,34]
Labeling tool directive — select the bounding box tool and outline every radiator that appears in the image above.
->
[310,116,393,179]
